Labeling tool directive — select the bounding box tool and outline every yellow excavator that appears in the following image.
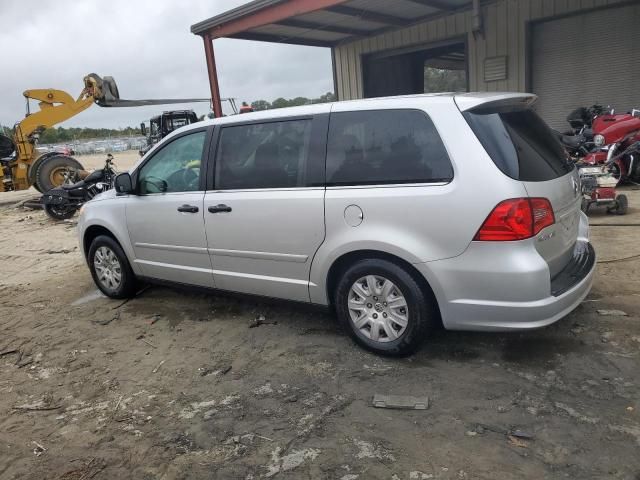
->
[0,74,210,193]
[0,74,119,193]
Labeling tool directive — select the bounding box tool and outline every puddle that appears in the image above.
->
[71,289,106,306]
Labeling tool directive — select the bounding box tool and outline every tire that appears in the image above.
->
[615,194,628,215]
[580,198,590,213]
[0,133,15,158]
[88,235,137,299]
[608,162,623,185]
[44,204,77,220]
[334,259,436,356]
[29,153,58,192]
[35,155,83,192]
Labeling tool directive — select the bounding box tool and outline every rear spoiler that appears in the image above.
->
[454,93,537,113]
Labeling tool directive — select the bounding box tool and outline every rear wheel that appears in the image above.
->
[44,204,77,220]
[35,155,83,192]
[88,235,137,299]
[614,194,628,215]
[608,163,622,185]
[334,259,436,356]
[580,198,590,213]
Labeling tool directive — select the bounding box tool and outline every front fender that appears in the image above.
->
[77,196,139,274]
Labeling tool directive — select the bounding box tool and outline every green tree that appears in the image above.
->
[251,92,335,111]
[424,67,466,93]
[251,100,271,111]
[37,125,142,144]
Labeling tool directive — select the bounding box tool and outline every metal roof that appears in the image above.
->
[191,0,473,47]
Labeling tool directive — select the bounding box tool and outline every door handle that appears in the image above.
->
[177,204,199,213]
[208,204,232,213]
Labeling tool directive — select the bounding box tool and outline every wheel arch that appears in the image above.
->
[324,249,441,322]
[83,224,126,261]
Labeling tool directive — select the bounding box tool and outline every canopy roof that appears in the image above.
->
[191,0,472,47]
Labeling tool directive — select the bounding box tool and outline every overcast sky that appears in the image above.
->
[0,1,333,129]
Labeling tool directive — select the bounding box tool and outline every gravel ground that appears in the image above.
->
[0,170,639,479]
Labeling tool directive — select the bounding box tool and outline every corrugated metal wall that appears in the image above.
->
[333,0,630,100]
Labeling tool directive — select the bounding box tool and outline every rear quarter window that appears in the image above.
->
[326,109,453,186]
[463,108,573,181]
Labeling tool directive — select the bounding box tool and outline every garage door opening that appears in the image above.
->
[363,42,468,99]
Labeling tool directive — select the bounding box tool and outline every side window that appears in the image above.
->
[326,110,453,186]
[138,130,206,194]
[215,119,312,190]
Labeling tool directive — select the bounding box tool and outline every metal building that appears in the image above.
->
[192,0,639,128]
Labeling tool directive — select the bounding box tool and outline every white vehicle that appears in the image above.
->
[77,93,595,355]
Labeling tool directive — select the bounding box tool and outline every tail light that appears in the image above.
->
[474,198,555,241]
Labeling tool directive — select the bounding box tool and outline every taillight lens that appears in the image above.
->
[474,198,555,241]
[530,197,555,234]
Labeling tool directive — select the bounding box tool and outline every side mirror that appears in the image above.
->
[114,172,133,195]
[140,122,147,137]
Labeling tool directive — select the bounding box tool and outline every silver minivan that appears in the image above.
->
[78,92,595,355]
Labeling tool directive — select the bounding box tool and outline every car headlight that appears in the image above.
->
[594,134,605,147]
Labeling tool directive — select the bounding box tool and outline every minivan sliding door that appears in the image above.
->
[204,114,328,302]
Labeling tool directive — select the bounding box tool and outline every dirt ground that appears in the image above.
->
[1,160,639,479]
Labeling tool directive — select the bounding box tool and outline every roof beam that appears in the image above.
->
[326,5,409,26]
[199,0,350,39]
[403,0,457,10]
[276,18,372,37]
[230,31,333,47]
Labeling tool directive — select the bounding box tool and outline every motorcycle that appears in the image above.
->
[581,109,640,183]
[41,154,117,220]
[555,104,608,160]
[565,104,608,135]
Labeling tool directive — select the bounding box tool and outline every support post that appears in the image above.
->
[203,34,222,118]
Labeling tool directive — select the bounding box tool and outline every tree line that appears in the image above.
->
[38,126,143,144]
[0,124,142,145]
[250,92,336,111]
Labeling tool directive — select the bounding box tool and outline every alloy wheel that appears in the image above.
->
[347,275,409,343]
[94,246,122,291]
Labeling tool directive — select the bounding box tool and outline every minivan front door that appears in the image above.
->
[126,129,214,288]
[204,117,327,302]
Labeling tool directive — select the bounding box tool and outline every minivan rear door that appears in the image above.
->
[461,99,582,277]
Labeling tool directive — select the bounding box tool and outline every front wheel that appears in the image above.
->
[44,204,77,220]
[334,259,437,356]
[88,235,137,299]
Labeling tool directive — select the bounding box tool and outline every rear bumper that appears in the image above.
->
[415,229,595,332]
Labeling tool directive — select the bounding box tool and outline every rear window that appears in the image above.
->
[326,110,453,186]
[463,108,573,181]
